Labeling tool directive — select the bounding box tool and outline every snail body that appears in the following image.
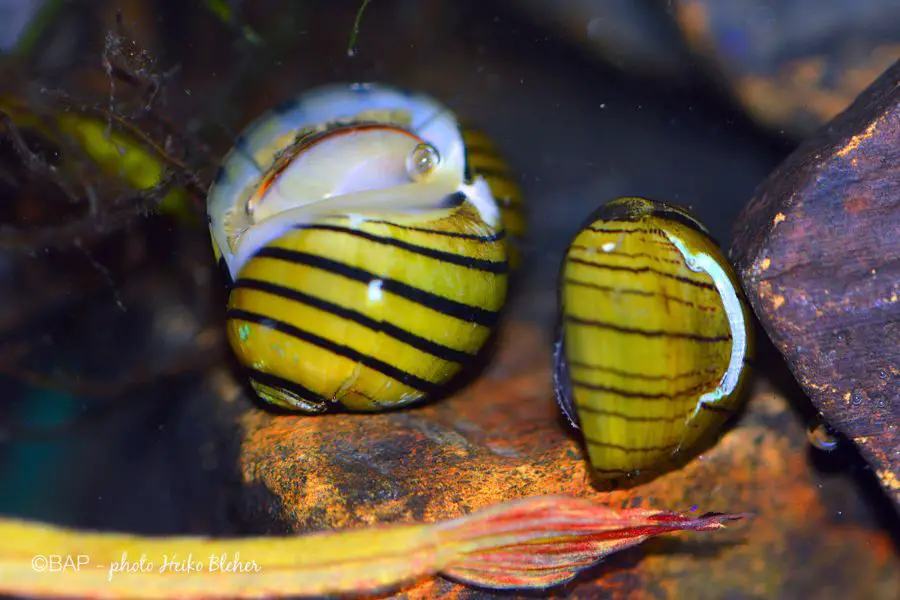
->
[553,197,754,479]
[207,83,515,413]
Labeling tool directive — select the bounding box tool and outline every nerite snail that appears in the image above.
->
[207,82,524,413]
[553,197,755,479]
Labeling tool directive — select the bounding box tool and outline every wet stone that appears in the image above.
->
[233,321,899,598]
[730,59,900,509]
[673,0,900,137]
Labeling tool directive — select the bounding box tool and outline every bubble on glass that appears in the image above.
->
[406,142,440,182]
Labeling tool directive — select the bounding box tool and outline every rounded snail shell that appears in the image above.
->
[553,197,755,480]
[207,82,513,413]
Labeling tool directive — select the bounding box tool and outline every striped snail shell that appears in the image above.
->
[553,197,755,480]
[207,82,514,413]
[459,128,526,269]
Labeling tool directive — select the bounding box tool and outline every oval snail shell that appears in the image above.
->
[207,82,523,413]
[553,197,755,480]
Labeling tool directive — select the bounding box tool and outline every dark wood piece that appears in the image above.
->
[730,59,900,507]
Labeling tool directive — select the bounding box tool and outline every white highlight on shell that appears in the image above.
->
[348,213,366,228]
[461,175,501,229]
[601,241,617,252]
[662,230,747,419]
[399,392,420,404]
[367,279,384,302]
[230,212,299,277]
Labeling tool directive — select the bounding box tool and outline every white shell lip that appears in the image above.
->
[661,229,748,420]
[207,82,470,278]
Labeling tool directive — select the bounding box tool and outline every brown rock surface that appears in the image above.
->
[673,0,900,137]
[730,60,900,508]
[233,321,900,599]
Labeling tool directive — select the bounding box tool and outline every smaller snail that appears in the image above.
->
[553,197,755,480]
[207,83,518,413]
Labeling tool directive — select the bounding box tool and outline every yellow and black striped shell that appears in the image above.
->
[553,197,754,480]
[207,82,521,413]
[460,129,526,269]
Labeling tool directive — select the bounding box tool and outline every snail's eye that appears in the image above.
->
[406,142,440,182]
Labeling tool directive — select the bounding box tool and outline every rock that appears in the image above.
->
[730,60,900,508]
[234,321,899,599]
[673,0,900,137]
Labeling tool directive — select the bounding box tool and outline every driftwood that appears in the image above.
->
[730,59,900,508]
